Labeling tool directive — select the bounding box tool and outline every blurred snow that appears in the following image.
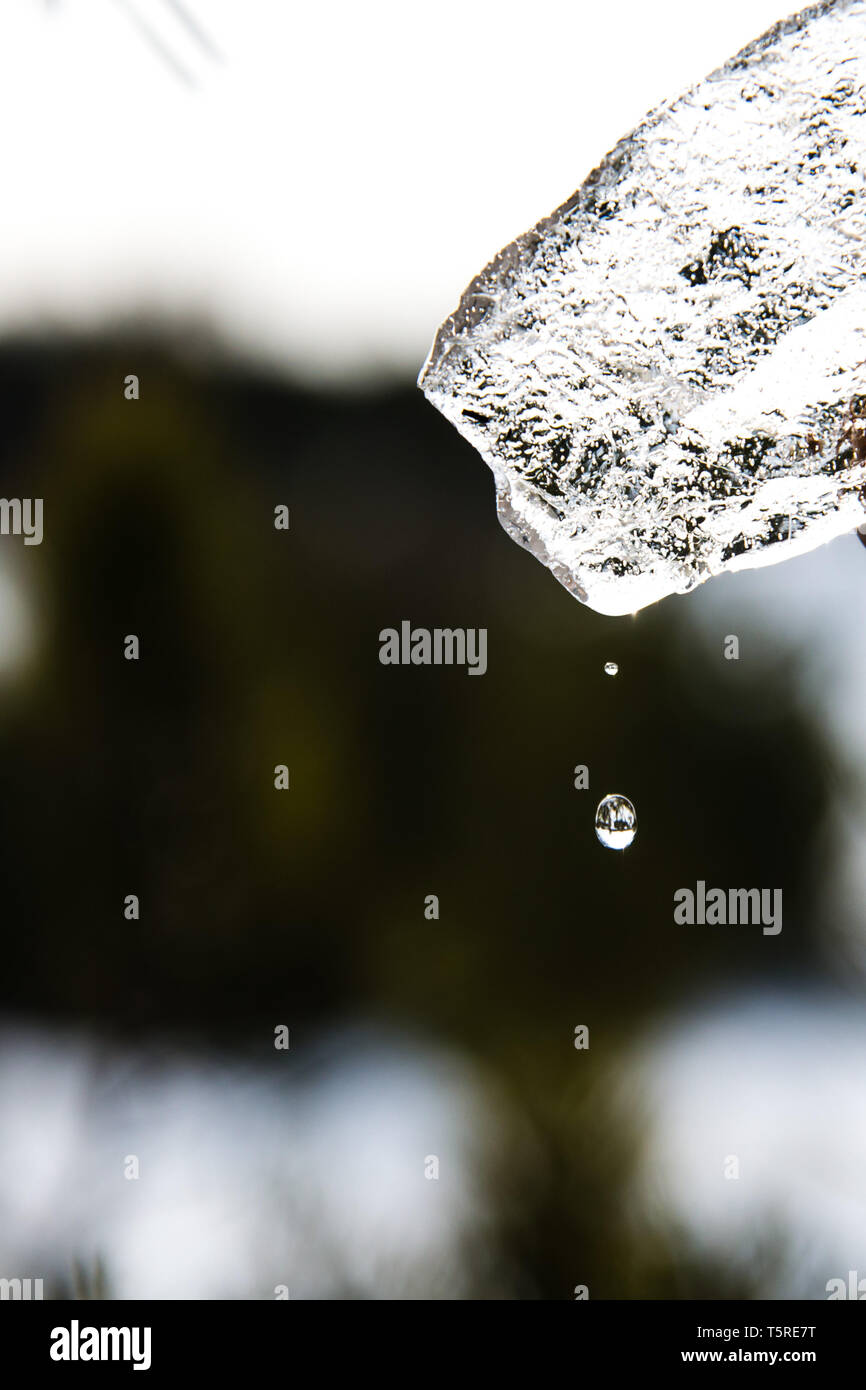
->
[0,0,794,382]
[627,989,866,1298]
[0,1022,500,1298]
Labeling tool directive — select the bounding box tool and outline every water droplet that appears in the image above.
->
[595,793,637,850]
[604,661,618,676]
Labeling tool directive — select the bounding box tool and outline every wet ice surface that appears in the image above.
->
[420,0,866,615]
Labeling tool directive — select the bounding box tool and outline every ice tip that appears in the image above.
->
[416,346,434,394]
[417,322,458,398]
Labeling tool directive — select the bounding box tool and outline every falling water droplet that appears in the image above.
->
[595,793,637,850]
[604,661,618,676]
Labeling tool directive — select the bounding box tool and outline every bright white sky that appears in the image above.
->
[0,0,793,382]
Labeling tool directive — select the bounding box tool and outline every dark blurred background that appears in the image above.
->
[0,329,861,1299]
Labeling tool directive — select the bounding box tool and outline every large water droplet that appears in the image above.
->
[604,661,619,676]
[595,793,637,849]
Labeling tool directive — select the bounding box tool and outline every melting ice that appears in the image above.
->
[419,0,866,615]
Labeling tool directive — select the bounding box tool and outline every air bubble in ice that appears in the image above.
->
[595,794,637,850]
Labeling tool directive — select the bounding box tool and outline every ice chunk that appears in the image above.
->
[419,0,866,615]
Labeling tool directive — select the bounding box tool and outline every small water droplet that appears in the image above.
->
[604,661,618,676]
[595,793,637,850]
